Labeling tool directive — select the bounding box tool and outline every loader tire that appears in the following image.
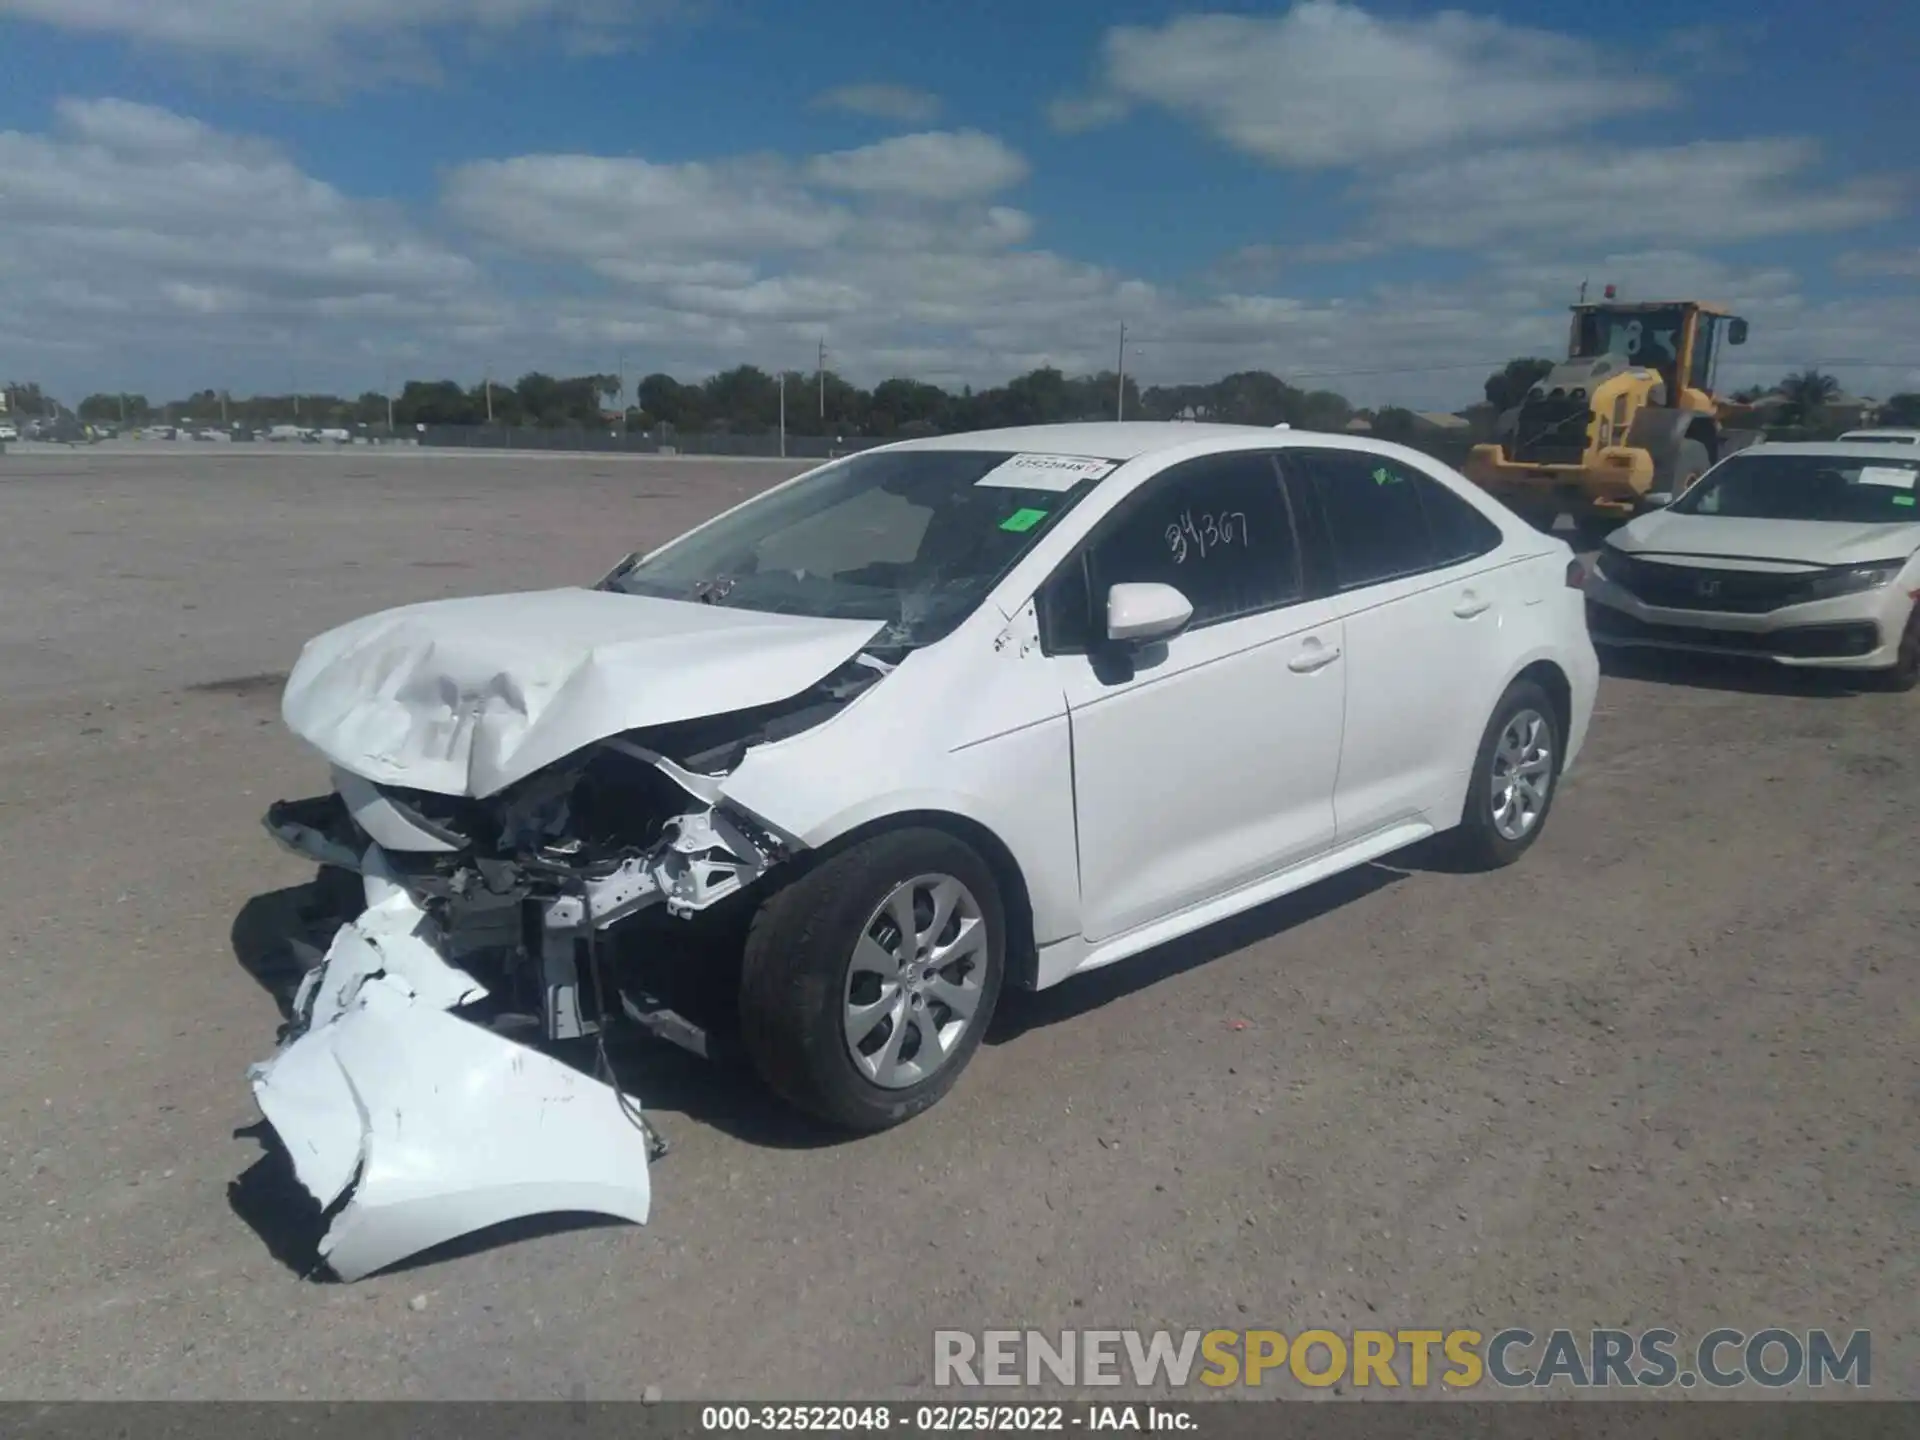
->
[1671,438,1711,495]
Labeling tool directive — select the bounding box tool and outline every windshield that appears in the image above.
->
[604,448,1108,648]
[1671,452,1920,523]
[1841,434,1917,446]
[1572,307,1684,367]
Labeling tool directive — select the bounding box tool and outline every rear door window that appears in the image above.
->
[1294,450,1500,588]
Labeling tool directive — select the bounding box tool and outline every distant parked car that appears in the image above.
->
[1585,440,1920,688]
[0,422,17,442]
[1838,427,1920,447]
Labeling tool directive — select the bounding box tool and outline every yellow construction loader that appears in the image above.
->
[1463,298,1762,541]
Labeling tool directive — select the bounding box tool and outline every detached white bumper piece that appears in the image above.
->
[247,879,654,1282]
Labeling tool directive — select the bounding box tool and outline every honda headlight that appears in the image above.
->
[1802,559,1906,600]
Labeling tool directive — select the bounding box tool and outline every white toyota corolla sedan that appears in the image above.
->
[251,422,1596,1278]
[1584,441,1920,688]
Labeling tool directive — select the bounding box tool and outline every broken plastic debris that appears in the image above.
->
[248,881,655,1282]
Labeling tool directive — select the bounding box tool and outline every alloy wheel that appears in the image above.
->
[843,874,990,1090]
[1491,709,1554,842]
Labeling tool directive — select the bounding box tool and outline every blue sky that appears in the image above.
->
[1,0,1915,409]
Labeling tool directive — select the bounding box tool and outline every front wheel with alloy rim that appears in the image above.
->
[1448,679,1563,870]
[738,828,1006,1132]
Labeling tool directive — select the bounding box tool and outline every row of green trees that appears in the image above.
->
[60,366,1406,436]
[31,363,1920,439]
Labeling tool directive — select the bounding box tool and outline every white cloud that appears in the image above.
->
[811,83,942,124]
[1,99,475,300]
[0,98,490,392]
[1836,248,1920,279]
[0,0,692,80]
[1046,94,1130,134]
[1060,1,1669,166]
[804,131,1029,201]
[7,98,1917,415]
[444,154,850,263]
[1365,139,1906,249]
[1213,238,1390,281]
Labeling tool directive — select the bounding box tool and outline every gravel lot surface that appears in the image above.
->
[0,447,1911,1398]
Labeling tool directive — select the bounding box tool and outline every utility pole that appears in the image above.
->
[117,393,126,425]
[817,338,827,421]
[220,390,230,427]
[1116,322,1128,421]
[485,373,494,424]
[778,370,787,458]
[617,351,628,436]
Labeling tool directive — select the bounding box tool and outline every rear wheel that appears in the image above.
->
[1447,680,1563,870]
[738,828,1006,1132]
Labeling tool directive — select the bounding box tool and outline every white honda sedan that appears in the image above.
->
[1584,441,1920,688]
[252,422,1595,1277]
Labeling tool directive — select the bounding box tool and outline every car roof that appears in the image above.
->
[1729,440,1920,460]
[876,420,1403,463]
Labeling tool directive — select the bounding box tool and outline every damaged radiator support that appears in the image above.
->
[250,746,788,1280]
[531,798,777,1043]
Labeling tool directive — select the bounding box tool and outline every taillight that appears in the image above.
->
[1566,558,1587,588]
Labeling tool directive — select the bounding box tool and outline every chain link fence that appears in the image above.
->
[414,426,886,459]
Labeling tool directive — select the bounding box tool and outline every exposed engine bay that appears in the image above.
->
[250,651,890,1279]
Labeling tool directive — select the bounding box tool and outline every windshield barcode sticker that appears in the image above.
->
[1856,466,1916,489]
[976,453,1118,491]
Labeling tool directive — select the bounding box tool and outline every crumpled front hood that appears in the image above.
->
[1618,512,1920,567]
[281,586,885,797]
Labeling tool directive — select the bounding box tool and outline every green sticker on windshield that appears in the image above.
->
[1373,467,1401,485]
[1896,495,1916,507]
[1000,506,1049,533]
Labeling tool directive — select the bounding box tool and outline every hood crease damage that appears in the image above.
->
[248,593,895,1278]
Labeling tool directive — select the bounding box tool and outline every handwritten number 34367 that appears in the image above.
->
[1166,509,1249,563]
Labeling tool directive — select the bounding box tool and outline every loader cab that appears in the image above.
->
[1568,301,1747,409]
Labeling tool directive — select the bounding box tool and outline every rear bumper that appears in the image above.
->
[1584,577,1904,670]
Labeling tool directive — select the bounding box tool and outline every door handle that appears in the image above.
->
[1453,594,1492,619]
[1289,645,1342,674]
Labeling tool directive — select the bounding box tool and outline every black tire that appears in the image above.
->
[738,828,1006,1132]
[1448,679,1564,871]
[1572,515,1620,549]
[1671,437,1711,495]
[1874,607,1920,693]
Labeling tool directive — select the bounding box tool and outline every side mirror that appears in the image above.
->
[1106,582,1193,646]
[1641,491,1674,510]
[1727,318,1749,346]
